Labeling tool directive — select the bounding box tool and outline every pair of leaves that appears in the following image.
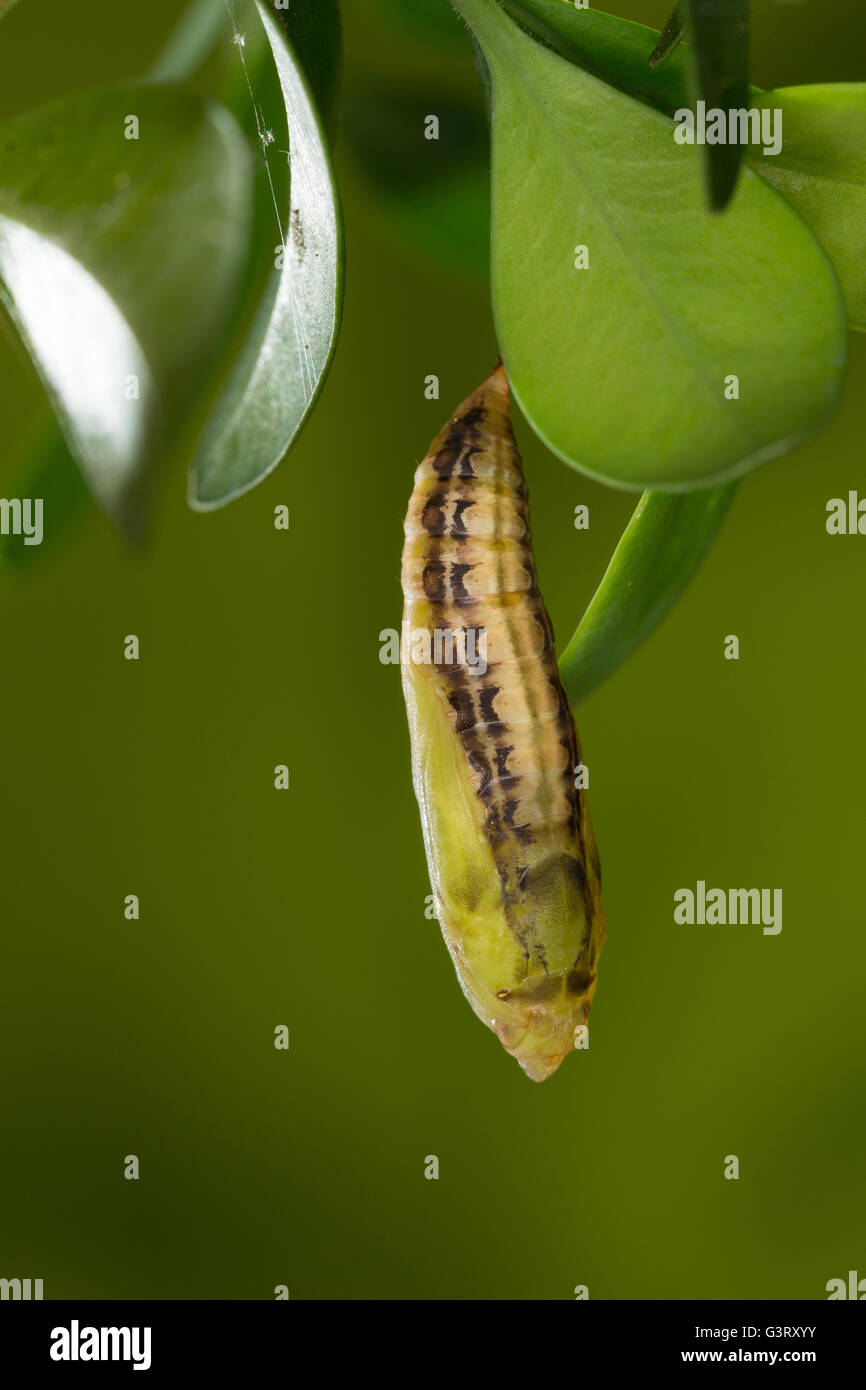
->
[453,0,847,496]
[0,0,343,522]
[447,0,861,701]
[496,2,866,332]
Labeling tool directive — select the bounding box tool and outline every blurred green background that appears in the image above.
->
[0,0,864,1299]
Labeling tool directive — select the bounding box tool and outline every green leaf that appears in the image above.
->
[270,0,342,137]
[493,1,696,115]
[679,0,751,211]
[559,485,736,706]
[0,83,251,527]
[495,4,866,331]
[151,0,344,126]
[612,0,752,210]
[750,85,866,332]
[649,5,685,70]
[451,0,845,492]
[188,0,343,510]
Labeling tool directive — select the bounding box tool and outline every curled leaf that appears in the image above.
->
[189,0,343,510]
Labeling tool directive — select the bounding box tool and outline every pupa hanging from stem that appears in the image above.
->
[401,363,606,1081]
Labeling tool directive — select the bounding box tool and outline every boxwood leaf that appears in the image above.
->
[188,0,343,510]
[494,0,697,114]
[0,83,251,526]
[679,0,750,211]
[451,0,845,492]
[502,0,749,210]
[751,85,866,331]
[271,0,342,137]
[496,3,866,331]
[559,484,737,705]
[649,5,685,70]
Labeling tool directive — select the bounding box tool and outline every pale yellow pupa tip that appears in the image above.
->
[492,985,596,1083]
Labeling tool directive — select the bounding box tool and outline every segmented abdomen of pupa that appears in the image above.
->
[402,363,584,877]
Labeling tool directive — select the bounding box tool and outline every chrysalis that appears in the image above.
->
[401,364,606,1081]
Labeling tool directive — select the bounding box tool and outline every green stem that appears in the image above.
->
[559,484,737,706]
